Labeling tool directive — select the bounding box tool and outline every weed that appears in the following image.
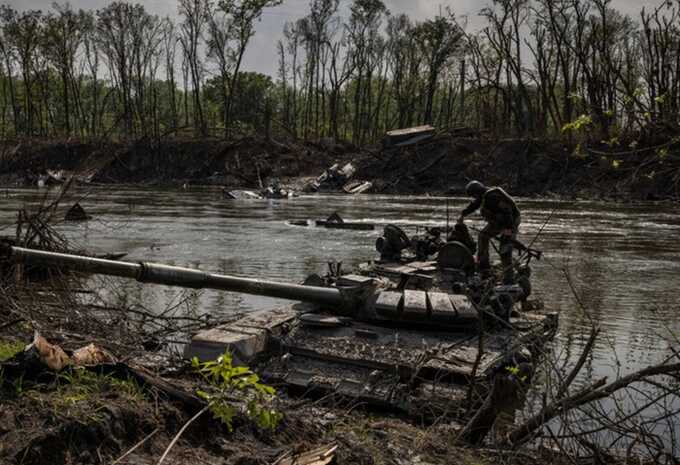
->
[561,114,592,133]
[192,351,282,431]
[53,367,146,411]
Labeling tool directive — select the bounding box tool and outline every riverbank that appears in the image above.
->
[1,135,678,201]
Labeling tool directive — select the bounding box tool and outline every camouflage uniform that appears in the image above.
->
[461,187,521,283]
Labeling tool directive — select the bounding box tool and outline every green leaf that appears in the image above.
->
[505,365,520,376]
[192,350,282,432]
[257,384,276,396]
[561,114,592,133]
[196,390,212,401]
[230,366,251,376]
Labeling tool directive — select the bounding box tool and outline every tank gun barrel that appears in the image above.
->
[3,246,344,307]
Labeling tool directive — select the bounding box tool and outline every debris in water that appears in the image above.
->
[343,180,373,194]
[64,202,91,221]
[308,162,356,192]
[223,189,264,200]
[315,213,375,231]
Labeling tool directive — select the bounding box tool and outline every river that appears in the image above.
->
[2,186,679,389]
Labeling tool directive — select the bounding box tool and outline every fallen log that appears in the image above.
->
[96,363,205,412]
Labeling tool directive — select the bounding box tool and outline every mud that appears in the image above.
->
[0,358,577,465]
[1,135,678,201]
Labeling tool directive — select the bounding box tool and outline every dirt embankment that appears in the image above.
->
[358,136,680,201]
[0,137,353,188]
[0,135,678,201]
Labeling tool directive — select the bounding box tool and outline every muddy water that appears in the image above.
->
[1,187,679,384]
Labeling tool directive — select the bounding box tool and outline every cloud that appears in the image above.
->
[5,0,661,77]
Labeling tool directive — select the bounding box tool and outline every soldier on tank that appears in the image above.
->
[458,181,521,283]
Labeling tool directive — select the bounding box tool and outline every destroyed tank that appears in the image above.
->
[1,240,556,421]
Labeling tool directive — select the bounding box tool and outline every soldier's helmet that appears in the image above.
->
[465,180,487,197]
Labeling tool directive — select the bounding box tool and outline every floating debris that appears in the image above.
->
[223,184,297,200]
[289,220,310,227]
[314,212,375,231]
[343,180,373,195]
[308,162,356,192]
[223,189,264,200]
[64,202,91,221]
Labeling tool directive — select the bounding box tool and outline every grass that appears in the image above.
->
[56,368,146,404]
[48,368,147,421]
[0,339,146,407]
[0,340,24,362]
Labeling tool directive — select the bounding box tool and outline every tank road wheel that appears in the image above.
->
[376,224,411,259]
[437,241,475,273]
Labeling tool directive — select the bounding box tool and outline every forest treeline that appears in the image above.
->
[1,0,679,145]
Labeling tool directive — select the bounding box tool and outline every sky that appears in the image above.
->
[5,0,662,77]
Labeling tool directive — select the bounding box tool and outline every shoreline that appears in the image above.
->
[3,178,677,207]
[0,136,678,203]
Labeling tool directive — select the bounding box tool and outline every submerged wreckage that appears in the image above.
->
[2,228,555,421]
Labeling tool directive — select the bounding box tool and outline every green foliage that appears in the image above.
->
[0,340,24,362]
[2,0,680,142]
[561,114,592,133]
[571,143,587,159]
[192,351,281,432]
[567,92,581,102]
[204,72,275,133]
[0,340,26,395]
[602,136,619,147]
[505,364,528,383]
[56,367,145,405]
